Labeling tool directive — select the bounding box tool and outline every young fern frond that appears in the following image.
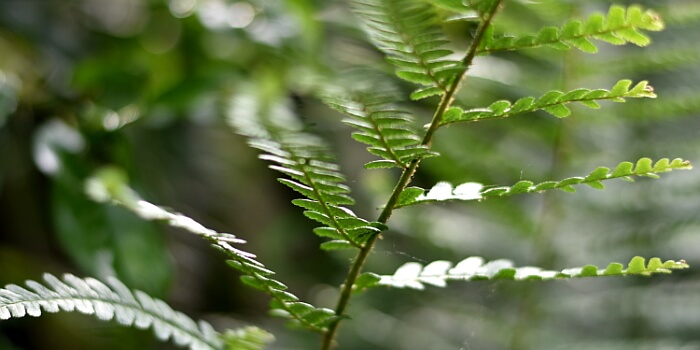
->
[396,158,692,208]
[478,5,664,55]
[322,80,436,169]
[350,0,463,100]
[372,256,689,290]
[85,168,338,332]
[0,273,225,350]
[440,80,655,125]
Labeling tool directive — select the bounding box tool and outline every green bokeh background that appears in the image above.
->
[1,0,699,349]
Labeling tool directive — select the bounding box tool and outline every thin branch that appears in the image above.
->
[320,2,504,349]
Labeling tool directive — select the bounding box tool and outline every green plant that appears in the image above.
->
[0,0,695,349]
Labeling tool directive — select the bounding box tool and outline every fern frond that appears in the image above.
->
[222,327,275,350]
[373,256,689,290]
[478,5,664,54]
[426,0,498,17]
[425,0,470,13]
[439,80,655,125]
[85,167,339,333]
[255,139,383,249]
[396,158,692,207]
[463,0,502,18]
[228,92,385,250]
[0,273,223,350]
[322,80,436,169]
[350,0,463,100]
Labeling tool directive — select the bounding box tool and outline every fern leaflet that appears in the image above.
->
[221,327,276,350]
[478,5,664,54]
[85,167,339,332]
[426,1,504,23]
[439,80,655,125]
[425,0,470,13]
[228,92,386,251]
[322,79,436,169]
[373,256,689,290]
[396,158,692,208]
[350,0,463,100]
[0,273,225,350]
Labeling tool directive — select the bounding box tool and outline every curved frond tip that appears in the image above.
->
[375,256,689,290]
[0,273,223,350]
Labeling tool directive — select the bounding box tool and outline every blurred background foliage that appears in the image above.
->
[0,0,699,349]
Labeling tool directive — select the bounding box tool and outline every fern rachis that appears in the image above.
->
[0,1,693,350]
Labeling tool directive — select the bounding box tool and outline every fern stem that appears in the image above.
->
[321,2,503,349]
[320,234,377,349]
[421,0,503,145]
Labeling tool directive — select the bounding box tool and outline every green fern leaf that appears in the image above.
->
[396,181,483,207]
[478,5,664,55]
[396,158,692,207]
[463,0,501,18]
[375,256,689,290]
[320,240,357,251]
[440,80,656,125]
[228,92,385,250]
[426,0,486,22]
[322,83,436,169]
[353,273,382,294]
[85,167,338,333]
[425,0,470,13]
[0,273,225,350]
[222,327,275,350]
[350,0,462,100]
